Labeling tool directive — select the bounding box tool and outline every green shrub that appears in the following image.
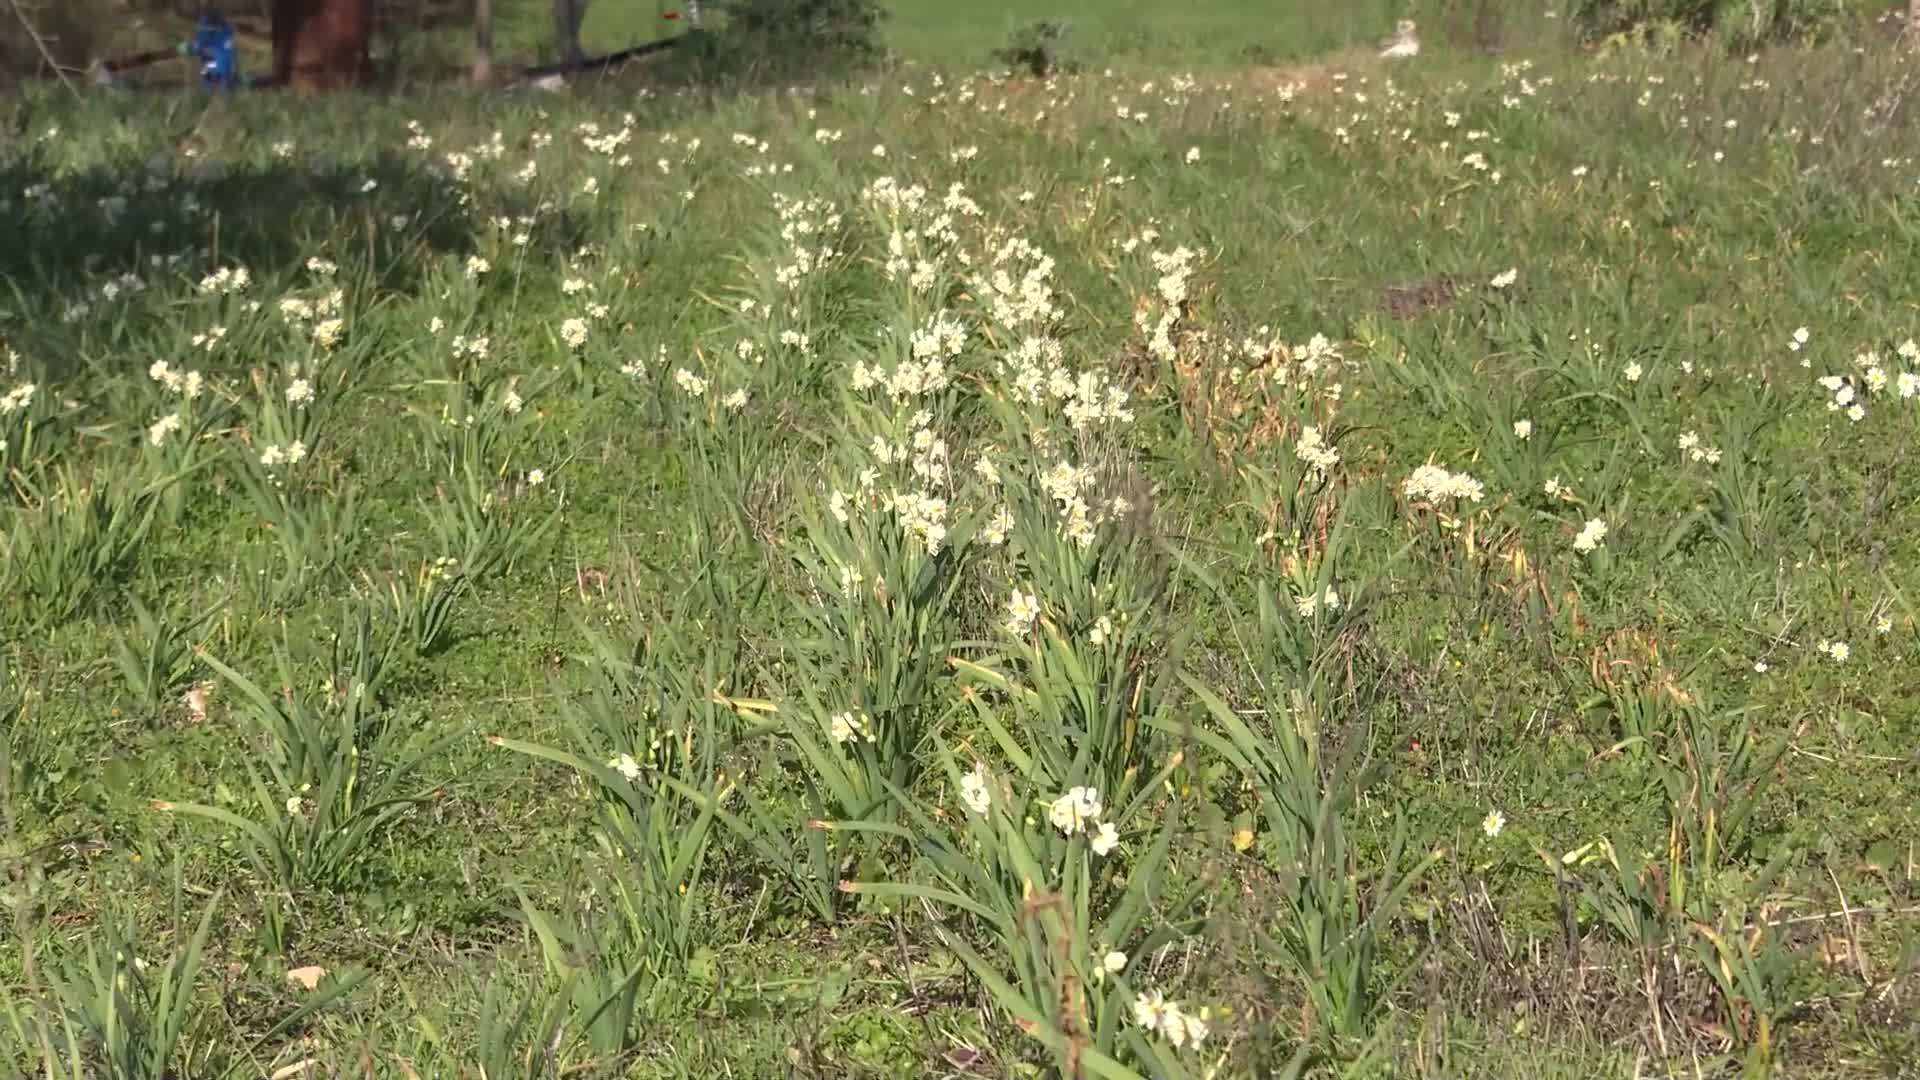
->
[991,19,1080,77]
[712,0,888,74]
[1569,0,1844,46]
[1,0,113,84]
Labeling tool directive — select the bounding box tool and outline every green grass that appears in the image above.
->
[578,0,1423,69]
[4,5,1920,1079]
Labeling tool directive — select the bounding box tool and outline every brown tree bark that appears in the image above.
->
[272,0,374,92]
[552,0,588,67]
[471,0,493,83]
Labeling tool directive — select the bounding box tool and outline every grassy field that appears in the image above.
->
[575,0,1454,69]
[4,3,1920,1078]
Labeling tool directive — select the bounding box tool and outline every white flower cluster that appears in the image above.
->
[674,368,709,397]
[258,440,308,470]
[279,288,345,325]
[1139,245,1203,362]
[1294,586,1343,617]
[830,709,874,744]
[868,178,978,291]
[1001,338,1135,430]
[1294,424,1340,477]
[1040,459,1108,548]
[1676,431,1721,464]
[1132,989,1211,1049]
[888,488,950,556]
[1004,588,1040,635]
[1,382,37,418]
[976,236,1062,332]
[450,334,491,361]
[1402,463,1486,504]
[908,310,968,366]
[143,361,211,447]
[770,193,843,289]
[1046,786,1120,855]
[980,503,1013,546]
[579,118,634,157]
[1819,346,1920,422]
[197,266,250,294]
[959,761,993,815]
[147,361,205,400]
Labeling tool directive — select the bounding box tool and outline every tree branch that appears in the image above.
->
[5,0,83,100]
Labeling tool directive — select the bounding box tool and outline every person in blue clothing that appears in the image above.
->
[181,13,240,89]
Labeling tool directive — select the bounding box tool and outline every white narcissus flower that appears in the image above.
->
[147,413,182,446]
[830,711,869,744]
[1132,989,1170,1032]
[1166,1006,1210,1049]
[1573,518,1607,553]
[608,753,641,781]
[959,762,992,816]
[1047,786,1102,835]
[674,369,709,397]
[1091,821,1120,856]
[1004,589,1040,636]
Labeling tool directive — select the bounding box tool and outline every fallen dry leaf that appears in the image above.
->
[285,965,327,991]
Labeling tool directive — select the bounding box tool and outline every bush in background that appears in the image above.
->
[991,19,1080,77]
[708,0,888,75]
[1568,0,1847,45]
[2,0,116,83]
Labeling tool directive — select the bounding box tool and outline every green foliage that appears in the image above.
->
[361,556,466,658]
[992,19,1081,77]
[1,860,363,1080]
[699,0,890,78]
[155,605,454,899]
[7,15,1920,1079]
[105,597,215,719]
[1179,596,1438,1062]
[1570,0,1843,46]
[488,625,732,982]
[726,0,888,58]
[0,464,161,628]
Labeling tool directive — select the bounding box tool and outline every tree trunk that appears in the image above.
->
[552,0,588,67]
[471,0,493,83]
[272,0,373,92]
